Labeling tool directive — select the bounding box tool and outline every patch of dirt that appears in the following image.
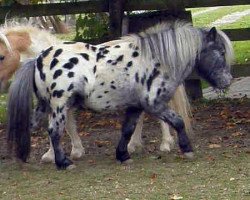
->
[0,98,249,163]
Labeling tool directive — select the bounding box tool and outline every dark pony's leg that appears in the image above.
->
[116,107,143,163]
[147,104,193,157]
[48,106,73,169]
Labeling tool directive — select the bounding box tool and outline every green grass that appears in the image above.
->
[0,94,7,124]
[0,148,249,200]
[191,5,250,27]
[233,41,250,64]
[219,13,250,29]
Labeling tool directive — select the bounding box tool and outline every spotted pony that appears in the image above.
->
[0,23,192,163]
[7,21,234,169]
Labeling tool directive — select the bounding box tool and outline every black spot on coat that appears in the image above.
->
[80,53,89,61]
[68,72,74,78]
[116,55,124,62]
[96,52,105,62]
[53,90,64,98]
[63,62,74,70]
[37,56,46,81]
[93,65,97,74]
[53,49,63,57]
[42,46,53,58]
[132,51,139,57]
[53,69,62,79]
[127,61,133,67]
[51,82,56,90]
[50,58,59,70]
[67,84,74,91]
[135,72,139,83]
[69,57,79,64]
[147,68,160,91]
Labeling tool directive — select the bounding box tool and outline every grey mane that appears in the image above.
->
[129,21,202,80]
[123,21,234,80]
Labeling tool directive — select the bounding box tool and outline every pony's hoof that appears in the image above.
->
[184,152,194,159]
[40,155,55,164]
[160,139,175,152]
[122,159,133,165]
[160,143,171,152]
[66,164,76,170]
[70,148,85,160]
[127,145,136,154]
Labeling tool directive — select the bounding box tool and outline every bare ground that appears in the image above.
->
[0,98,249,199]
[0,98,249,165]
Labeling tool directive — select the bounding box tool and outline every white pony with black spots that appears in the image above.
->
[0,23,192,163]
[7,21,234,169]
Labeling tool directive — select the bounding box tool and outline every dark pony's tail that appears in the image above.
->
[7,59,36,162]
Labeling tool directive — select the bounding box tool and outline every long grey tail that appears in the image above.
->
[7,59,36,162]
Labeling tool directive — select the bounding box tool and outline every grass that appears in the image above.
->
[219,13,250,30]
[191,5,250,27]
[0,94,7,124]
[233,41,250,64]
[0,148,249,200]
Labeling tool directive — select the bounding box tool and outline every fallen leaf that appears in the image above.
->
[170,194,183,200]
[206,155,215,161]
[208,144,221,149]
[231,131,245,137]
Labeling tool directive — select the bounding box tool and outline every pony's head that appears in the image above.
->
[0,31,32,90]
[196,27,234,89]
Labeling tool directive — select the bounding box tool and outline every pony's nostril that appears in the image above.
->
[0,55,5,61]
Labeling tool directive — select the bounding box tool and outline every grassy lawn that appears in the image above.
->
[0,148,249,200]
[219,14,250,29]
[191,5,250,27]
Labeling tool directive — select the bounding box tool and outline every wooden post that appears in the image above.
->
[185,79,203,101]
[108,0,126,39]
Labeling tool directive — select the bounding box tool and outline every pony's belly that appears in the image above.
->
[85,86,138,111]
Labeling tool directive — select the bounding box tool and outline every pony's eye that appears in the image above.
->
[221,50,225,56]
[0,55,5,61]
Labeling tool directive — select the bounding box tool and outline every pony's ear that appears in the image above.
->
[207,27,217,41]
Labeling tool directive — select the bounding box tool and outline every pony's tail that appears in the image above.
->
[7,59,36,162]
[169,84,193,135]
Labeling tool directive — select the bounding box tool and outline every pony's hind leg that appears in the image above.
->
[127,112,145,153]
[66,109,85,160]
[147,104,193,158]
[159,121,174,152]
[116,107,143,163]
[48,106,74,169]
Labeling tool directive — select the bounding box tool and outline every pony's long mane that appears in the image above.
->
[122,21,234,80]
[123,21,202,79]
[216,29,234,66]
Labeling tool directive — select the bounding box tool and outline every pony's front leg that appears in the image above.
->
[48,107,74,169]
[159,120,174,152]
[127,112,145,153]
[116,107,143,163]
[148,105,193,158]
[66,109,85,160]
